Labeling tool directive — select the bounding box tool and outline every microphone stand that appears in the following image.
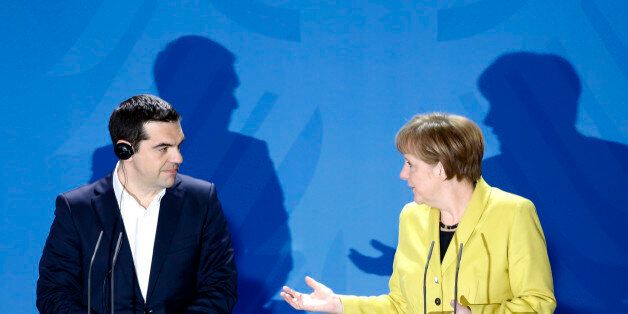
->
[423,241,435,314]
[453,243,464,314]
[88,231,104,314]
[110,232,123,314]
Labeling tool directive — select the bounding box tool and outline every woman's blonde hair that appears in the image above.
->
[396,113,484,182]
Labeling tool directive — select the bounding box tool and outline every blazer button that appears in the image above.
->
[435,297,441,305]
[144,309,153,314]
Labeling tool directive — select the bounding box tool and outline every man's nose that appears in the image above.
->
[171,148,183,165]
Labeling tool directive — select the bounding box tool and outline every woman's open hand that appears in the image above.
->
[280,276,343,313]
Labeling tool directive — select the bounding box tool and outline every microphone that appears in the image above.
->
[453,243,464,314]
[88,231,104,314]
[423,241,435,314]
[110,232,123,314]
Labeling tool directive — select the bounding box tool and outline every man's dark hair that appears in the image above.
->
[108,94,180,151]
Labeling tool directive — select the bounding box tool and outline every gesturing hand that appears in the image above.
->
[280,276,343,314]
[451,300,472,314]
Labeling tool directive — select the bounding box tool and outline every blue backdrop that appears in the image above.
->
[1,1,627,313]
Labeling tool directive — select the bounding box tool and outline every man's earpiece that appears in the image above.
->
[114,142,134,160]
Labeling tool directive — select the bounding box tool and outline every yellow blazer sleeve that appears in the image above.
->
[468,200,556,313]
[340,266,406,314]
[340,205,417,314]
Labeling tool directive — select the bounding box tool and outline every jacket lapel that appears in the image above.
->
[92,176,120,242]
[145,176,185,302]
[92,175,143,301]
[426,206,442,280]
[441,178,492,274]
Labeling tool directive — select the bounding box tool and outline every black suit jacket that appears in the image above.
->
[37,174,237,313]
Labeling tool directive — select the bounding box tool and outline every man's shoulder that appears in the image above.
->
[174,174,221,210]
[61,175,111,200]
[54,176,112,213]
[175,173,215,193]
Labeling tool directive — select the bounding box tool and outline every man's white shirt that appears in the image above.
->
[112,162,165,301]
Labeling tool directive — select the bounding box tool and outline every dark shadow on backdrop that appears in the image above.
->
[479,52,628,313]
[348,239,395,277]
[347,52,628,313]
[90,35,292,313]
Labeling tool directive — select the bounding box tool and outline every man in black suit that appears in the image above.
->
[37,94,237,313]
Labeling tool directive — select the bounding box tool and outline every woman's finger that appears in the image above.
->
[450,300,471,314]
[280,291,302,310]
[305,276,321,290]
[282,285,298,296]
[279,292,295,308]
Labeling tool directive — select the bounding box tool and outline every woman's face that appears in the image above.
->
[399,153,442,206]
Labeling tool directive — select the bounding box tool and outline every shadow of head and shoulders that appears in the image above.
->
[153,35,269,180]
[479,52,628,197]
[153,35,291,313]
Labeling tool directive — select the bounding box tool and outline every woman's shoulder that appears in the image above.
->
[476,185,541,235]
[485,185,536,215]
[399,201,432,219]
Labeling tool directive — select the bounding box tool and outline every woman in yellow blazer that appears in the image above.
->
[281,113,556,313]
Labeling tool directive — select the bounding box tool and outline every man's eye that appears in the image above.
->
[159,147,168,152]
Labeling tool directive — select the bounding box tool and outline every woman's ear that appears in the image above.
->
[436,162,447,180]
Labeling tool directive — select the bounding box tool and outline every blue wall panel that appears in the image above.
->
[1,1,627,312]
